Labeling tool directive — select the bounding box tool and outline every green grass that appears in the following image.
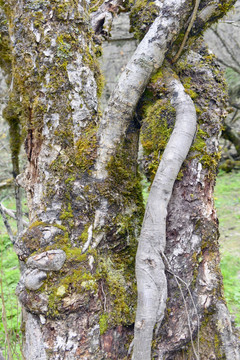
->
[215,171,240,255]
[0,198,22,359]
[215,170,240,326]
[220,255,240,325]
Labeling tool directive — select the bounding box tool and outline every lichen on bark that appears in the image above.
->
[1,0,240,358]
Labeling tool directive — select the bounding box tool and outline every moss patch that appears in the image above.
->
[140,95,176,182]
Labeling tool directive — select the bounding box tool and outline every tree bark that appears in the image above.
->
[1,0,239,359]
[139,41,240,359]
[132,68,197,360]
[4,1,142,358]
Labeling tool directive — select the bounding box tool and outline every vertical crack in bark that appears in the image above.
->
[132,67,197,360]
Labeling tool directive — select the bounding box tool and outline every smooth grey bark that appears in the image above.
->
[132,69,197,360]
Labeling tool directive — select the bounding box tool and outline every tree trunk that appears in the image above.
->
[4,1,142,358]
[1,0,240,359]
[148,42,240,359]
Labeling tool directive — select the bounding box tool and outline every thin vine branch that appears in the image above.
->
[0,202,28,227]
[132,67,197,360]
[210,27,240,74]
[172,0,201,63]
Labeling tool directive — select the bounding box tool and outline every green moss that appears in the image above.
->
[218,1,234,14]
[46,264,98,317]
[189,127,221,176]
[63,247,87,262]
[96,252,137,327]
[29,220,46,229]
[60,203,74,221]
[80,224,90,244]
[75,123,97,171]
[82,45,105,98]
[21,225,43,253]
[2,92,23,178]
[99,314,109,335]
[65,175,76,184]
[182,77,199,100]
[140,98,176,181]
[56,34,73,59]
[129,0,159,40]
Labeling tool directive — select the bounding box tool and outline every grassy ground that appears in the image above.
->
[215,170,240,326]
[0,197,22,360]
[0,172,239,358]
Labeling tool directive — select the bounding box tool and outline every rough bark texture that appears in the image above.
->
[4,1,142,358]
[1,0,240,359]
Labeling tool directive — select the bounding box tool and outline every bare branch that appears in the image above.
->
[94,0,188,180]
[0,203,15,244]
[217,57,240,75]
[210,27,240,73]
[222,121,240,156]
[94,0,236,181]
[0,202,28,227]
[230,102,240,110]
[172,0,201,63]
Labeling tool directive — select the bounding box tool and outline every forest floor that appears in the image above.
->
[0,171,239,359]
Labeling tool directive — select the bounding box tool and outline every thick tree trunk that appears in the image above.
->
[4,1,142,358]
[1,0,239,359]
